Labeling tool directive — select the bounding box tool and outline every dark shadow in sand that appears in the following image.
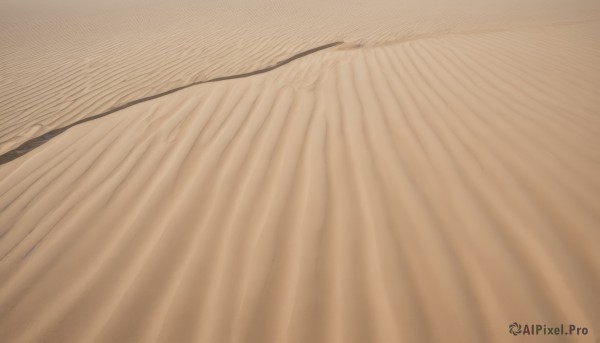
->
[0,41,343,166]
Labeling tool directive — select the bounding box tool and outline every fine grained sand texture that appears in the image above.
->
[1,1,600,342]
[1,0,599,154]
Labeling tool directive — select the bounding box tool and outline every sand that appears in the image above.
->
[1,0,600,342]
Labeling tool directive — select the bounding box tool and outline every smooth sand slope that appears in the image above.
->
[1,1,600,343]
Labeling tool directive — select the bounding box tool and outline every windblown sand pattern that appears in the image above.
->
[1,1,600,342]
[1,0,599,154]
[0,41,343,165]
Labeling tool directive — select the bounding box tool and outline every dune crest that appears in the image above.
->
[0,41,343,165]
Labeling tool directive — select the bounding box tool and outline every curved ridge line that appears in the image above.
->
[0,41,343,166]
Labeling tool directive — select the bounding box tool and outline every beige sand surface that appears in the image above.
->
[1,1,600,342]
[1,0,599,154]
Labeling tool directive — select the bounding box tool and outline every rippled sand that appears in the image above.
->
[1,1,599,342]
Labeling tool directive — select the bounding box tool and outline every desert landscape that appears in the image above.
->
[1,0,599,342]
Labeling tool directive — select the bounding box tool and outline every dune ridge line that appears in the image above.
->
[0,41,343,166]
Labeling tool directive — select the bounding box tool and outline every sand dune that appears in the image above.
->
[1,11,599,341]
[0,41,343,165]
[1,0,600,154]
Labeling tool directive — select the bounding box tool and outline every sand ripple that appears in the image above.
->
[1,18,599,343]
